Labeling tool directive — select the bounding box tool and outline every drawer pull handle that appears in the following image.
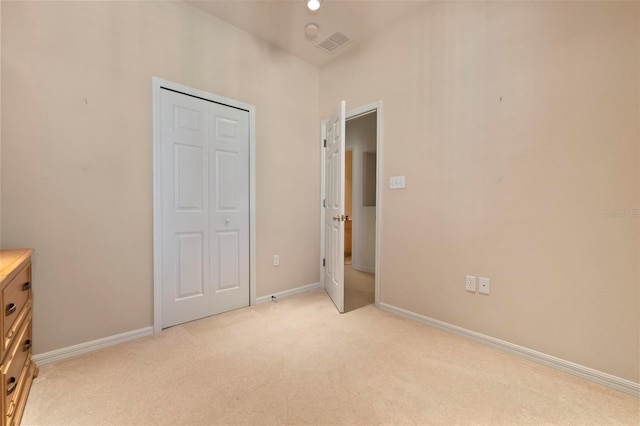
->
[23,339,31,352]
[5,303,16,316]
[6,377,16,396]
[22,282,31,291]
[6,400,15,417]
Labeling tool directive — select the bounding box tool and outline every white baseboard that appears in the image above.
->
[32,284,320,366]
[32,326,154,366]
[256,282,320,304]
[379,303,640,397]
[351,264,374,274]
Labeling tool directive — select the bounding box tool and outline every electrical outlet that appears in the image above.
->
[465,275,476,292]
[273,255,279,266]
[479,277,490,295]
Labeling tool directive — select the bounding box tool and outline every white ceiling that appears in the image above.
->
[186,0,427,67]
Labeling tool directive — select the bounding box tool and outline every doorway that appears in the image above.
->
[320,101,382,313]
[152,78,257,332]
[344,112,377,312]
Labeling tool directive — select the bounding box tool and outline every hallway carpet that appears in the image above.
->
[23,289,638,425]
[344,264,375,313]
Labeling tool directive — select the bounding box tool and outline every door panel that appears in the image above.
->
[161,90,210,327]
[324,101,346,313]
[175,145,203,211]
[209,103,250,316]
[215,150,239,210]
[174,106,201,131]
[175,232,204,299]
[215,117,239,139]
[216,231,240,291]
[161,88,249,327]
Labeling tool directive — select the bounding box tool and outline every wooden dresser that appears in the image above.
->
[0,250,37,426]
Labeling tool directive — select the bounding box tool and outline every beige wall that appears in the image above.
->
[1,1,320,354]
[321,1,639,382]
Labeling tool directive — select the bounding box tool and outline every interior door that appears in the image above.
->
[160,88,250,328]
[208,102,250,316]
[324,101,346,313]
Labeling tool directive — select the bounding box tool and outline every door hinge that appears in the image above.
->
[323,199,326,208]
[323,258,326,267]
[323,139,327,148]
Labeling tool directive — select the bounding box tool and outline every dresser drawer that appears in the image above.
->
[3,317,31,426]
[2,265,31,354]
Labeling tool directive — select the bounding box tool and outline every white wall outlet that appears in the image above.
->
[389,176,406,189]
[479,277,490,295]
[465,275,476,292]
[273,255,279,266]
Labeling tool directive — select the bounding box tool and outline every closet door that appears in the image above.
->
[208,102,250,316]
[160,89,249,328]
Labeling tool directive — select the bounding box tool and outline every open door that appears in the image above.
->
[323,101,346,313]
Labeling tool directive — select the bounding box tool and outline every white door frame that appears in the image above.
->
[320,101,383,307]
[152,77,257,333]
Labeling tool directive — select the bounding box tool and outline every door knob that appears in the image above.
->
[332,215,345,222]
[225,218,230,224]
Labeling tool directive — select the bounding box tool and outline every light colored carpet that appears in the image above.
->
[23,289,638,425]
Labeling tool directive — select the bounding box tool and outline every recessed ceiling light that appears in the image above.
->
[307,0,321,12]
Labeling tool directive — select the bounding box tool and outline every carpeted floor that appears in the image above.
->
[23,289,639,425]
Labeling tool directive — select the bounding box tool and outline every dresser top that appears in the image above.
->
[0,249,33,286]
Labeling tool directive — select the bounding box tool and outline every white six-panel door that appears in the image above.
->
[160,88,249,328]
[209,99,250,316]
[324,101,346,313]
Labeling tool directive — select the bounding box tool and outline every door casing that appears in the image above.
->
[152,77,257,333]
[320,101,383,307]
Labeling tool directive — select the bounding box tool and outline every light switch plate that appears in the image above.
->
[390,176,406,189]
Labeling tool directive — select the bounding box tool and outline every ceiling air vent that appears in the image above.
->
[316,32,351,54]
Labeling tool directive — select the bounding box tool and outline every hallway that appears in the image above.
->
[344,258,375,312]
